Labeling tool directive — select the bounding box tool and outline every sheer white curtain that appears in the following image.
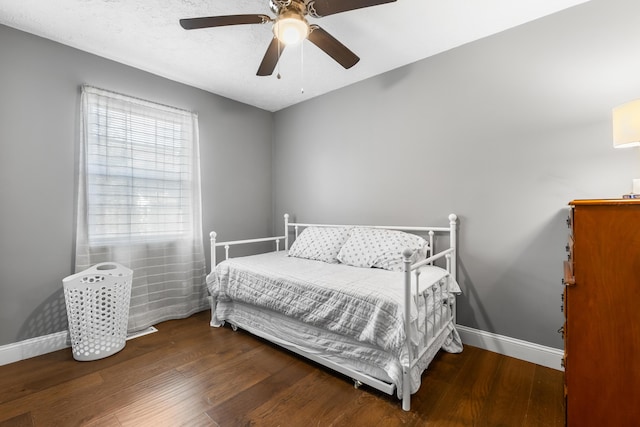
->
[75,85,208,332]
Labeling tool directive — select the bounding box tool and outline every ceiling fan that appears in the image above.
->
[179,0,397,76]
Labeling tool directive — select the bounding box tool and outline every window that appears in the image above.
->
[84,89,196,245]
[75,86,208,332]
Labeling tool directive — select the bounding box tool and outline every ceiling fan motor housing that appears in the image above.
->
[270,0,300,15]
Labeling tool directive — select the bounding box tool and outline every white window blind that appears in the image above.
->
[84,89,195,245]
[75,85,208,332]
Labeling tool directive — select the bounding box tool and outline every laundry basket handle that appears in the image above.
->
[95,263,118,271]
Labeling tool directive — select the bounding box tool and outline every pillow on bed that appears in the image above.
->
[288,226,352,263]
[337,227,429,272]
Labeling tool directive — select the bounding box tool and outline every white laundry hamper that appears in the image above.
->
[62,262,133,361]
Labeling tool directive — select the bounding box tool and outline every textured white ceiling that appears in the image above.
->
[0,0,591,111]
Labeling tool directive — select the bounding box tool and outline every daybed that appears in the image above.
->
[206,214,462,411]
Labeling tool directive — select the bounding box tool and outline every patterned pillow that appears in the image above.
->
[288,226,352,263]
[337,227,429,271]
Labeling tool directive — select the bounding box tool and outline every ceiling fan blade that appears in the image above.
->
[257,38,285,76]
[180,14,270,30]
[307,26,360,69]
[307,0,396,17]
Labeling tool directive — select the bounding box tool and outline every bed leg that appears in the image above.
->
[402,394,411,411]
[402,368,411,411]
[353,379,363,389]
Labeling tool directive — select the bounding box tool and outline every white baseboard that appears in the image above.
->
[456,325,564,371]
[0,327,158,367]
[1,324,562,370]
[0,331,70,366]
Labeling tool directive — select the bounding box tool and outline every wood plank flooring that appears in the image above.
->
[0,311,564,426]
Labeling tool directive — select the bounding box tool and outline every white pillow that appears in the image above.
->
[288,226,352,263]
[337,227,429,271]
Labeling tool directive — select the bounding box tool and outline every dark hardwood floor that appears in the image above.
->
[0,311,564,426]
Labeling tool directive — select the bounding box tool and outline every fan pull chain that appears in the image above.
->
[277,38,282,80]
[300,42,304,94]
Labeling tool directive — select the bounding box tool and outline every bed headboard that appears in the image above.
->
[210,213,458,281]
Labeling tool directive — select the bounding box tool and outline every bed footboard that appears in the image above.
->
[210,232,287,267]
[401,213,458,410]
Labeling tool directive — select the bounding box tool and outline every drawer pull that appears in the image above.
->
[563,261,575,286]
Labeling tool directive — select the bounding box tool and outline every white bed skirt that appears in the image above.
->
[211,298,462,398]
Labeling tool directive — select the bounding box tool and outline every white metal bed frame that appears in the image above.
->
[209,213,458,411]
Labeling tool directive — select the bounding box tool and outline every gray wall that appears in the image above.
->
[273,0,640,349]
[2,0,639,353]
[0,25,273,346]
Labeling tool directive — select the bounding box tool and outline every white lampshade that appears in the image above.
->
[613,99,640,148]
[273,14,309,45]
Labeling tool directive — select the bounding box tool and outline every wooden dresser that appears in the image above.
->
[563,199,640,426]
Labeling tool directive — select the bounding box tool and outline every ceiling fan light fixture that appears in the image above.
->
[273,14,309,45]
